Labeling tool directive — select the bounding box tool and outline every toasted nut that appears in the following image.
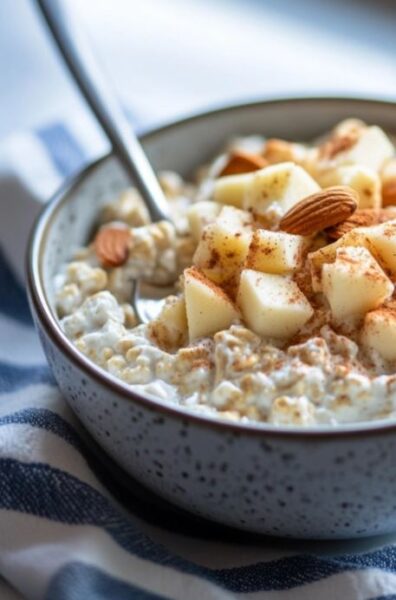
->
[327,208,396,240]
[383,181,396,207]
[382,159,396,207]
[262,138,296,164]
[219,150,267,176]
[279,186,358,236]
[94,226,132,267]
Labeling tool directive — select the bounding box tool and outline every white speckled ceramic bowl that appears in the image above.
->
[27,97,396,539]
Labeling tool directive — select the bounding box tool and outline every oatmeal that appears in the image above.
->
[55,119,396,426]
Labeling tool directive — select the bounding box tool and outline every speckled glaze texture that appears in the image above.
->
[27,98,396,539]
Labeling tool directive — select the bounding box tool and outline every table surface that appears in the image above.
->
[1,0,396,153]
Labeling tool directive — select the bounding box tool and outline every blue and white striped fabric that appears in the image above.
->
[2,124,396,600]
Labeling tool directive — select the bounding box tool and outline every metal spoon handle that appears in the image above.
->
[36,0,170,223]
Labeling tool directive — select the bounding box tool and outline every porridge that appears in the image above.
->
[55,119,396,426]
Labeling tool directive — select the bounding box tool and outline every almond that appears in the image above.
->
[327,208,396,240]
[279,186,358,236]
[381,158,396,207]
[94,226,132,267]
[219,150,267,176]
[383,180,396,207]
[262,138,296,164]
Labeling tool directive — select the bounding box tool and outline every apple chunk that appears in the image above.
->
[187,201,222,242]
[308,228,379,292]
[244,162,320,216]
[184,267,240,340]
[148,295,188,351]
[246,229,307,274]
[213,172,252,208]
[193,205,253,288]
[322,246,393,322]
[333,126,394,172]
[361,219,396,276]
[237,269,314,338]
[361,307,396,361]
[317,165,381,209]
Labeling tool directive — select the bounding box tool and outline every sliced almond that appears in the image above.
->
[279,186,358,236]
[219,150,267,177]
[327,208,396,240]
[94,225,132,267]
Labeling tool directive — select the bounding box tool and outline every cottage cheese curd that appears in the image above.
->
[55,120,396,426]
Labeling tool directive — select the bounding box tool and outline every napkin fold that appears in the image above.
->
[1,122,396,600]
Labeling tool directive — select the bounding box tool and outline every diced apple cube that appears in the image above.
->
[148,295,188,351]
[246,229,306,274]
[184,267,240,340]
[322,246,393,321]
[361,307,396,361]
[308,228,379,292]
[317,165,381,209]
[193,206,253,287]
[244,162,320,216]
[187,201,222,242]
[213,172,252,208]
[333,126,394,172]
[237,269,314,338]
[361,219,396,275]
[333,118,367,138]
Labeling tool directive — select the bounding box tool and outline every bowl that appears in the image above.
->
[27,97,396,539]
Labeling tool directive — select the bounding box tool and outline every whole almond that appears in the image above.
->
[219,150,267,176]
[94,226,132,267]
[279,186,358,236]
[327,208,396,240]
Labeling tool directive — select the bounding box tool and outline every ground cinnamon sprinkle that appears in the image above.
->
[186,266,237,305]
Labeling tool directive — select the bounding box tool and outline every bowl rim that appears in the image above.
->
[27,94,396,439]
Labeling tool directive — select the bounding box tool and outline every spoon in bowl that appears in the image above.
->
[36,0,176,323]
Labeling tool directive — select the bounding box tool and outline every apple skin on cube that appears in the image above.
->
[361,307,396,361]
[244,162,320,216]
[246,229,307,274]
[193,206,253,288]
[237,269,314,338]
[187,201,222,242]
[322,246,393,322]
[184,267,240,341]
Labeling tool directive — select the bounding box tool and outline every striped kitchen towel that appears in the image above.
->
[2,123,396,600]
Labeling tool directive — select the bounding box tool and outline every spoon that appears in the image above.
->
[36,0,176,323]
